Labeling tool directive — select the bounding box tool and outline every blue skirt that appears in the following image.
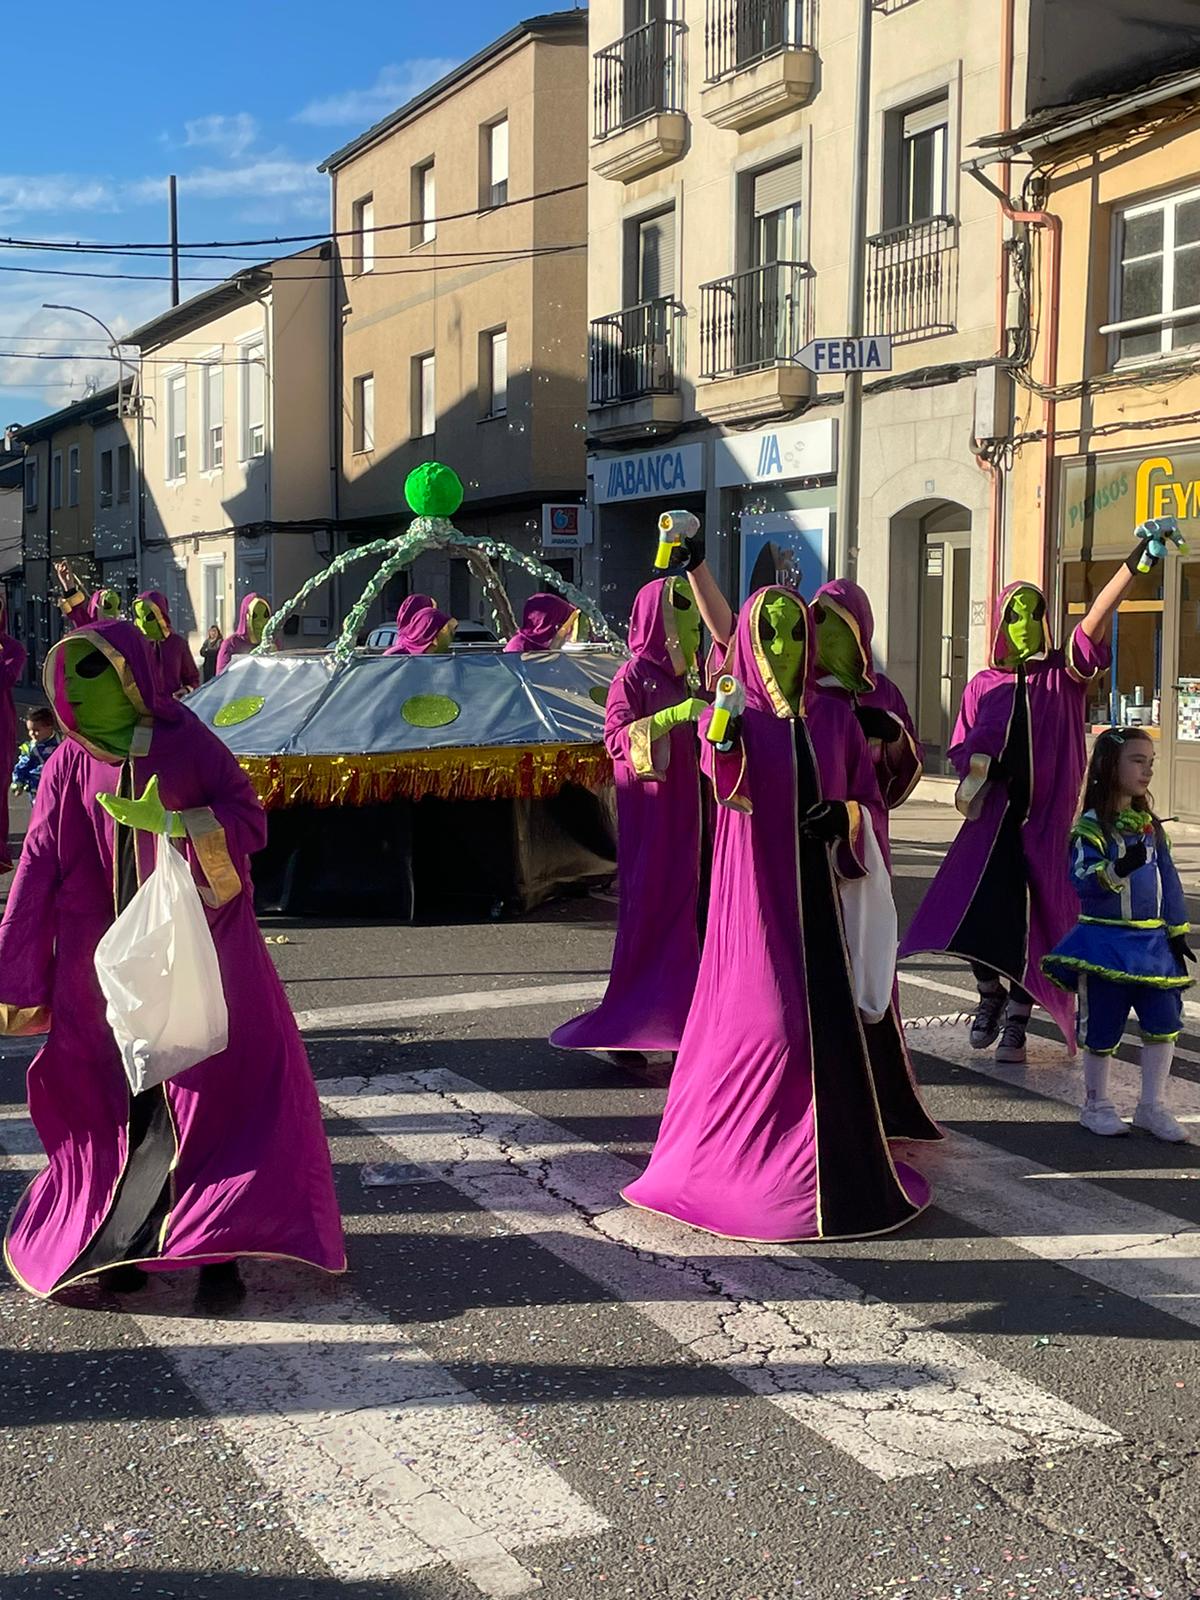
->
[1042,923,1193,993]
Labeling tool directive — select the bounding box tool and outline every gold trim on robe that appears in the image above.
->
[182,809,244,908]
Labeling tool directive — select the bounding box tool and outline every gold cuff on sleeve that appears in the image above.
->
[627,716,668,781]
[182,808,244,908]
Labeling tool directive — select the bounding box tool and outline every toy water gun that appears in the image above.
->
[707,673,745,745]
[655,509,700,571]
[1135,516,1188,574]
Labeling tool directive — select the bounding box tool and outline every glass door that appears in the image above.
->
[1164,558,1200,822]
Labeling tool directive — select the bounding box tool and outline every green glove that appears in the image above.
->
[98,774,187,837]
[648,697,708,741]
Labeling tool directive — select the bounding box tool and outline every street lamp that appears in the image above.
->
[41,303,134,416]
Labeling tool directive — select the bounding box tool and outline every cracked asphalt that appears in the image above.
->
[2,800,1200,1600]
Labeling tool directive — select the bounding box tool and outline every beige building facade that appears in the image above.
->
[128,246,334,661]
[322,11,588,631]
[586,0,1031,768]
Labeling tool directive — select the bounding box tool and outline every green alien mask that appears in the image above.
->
[63,637,137,757]
[758,591,807,712]
[98,589,122,620]
[669,578,701,673]
[247,598,271,646]
[133,599,167,641]
[815,603,869,693]
[1003,586,1045,666]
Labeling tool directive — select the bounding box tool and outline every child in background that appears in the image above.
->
[1043,727,1195,1141]
[11,708,59,799]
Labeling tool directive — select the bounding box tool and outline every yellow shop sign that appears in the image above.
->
[1135,455,1200,522]
[1062,446,1200,554]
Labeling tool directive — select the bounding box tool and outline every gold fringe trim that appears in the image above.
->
[238,743,613,810]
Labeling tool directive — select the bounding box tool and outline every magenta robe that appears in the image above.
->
[381,594,435,656]
[0,621,345,1295]
[623,588,930,1242]
[137,589,199,698]
[0,606,27,872]
[899,581,1110,1048]
[215,592,278,675]
[550,579,702,1054]
[504,594,577,653]
[383,599,453,656]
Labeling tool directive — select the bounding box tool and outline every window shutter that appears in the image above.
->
[902,96,949,140]
[753,156,804,218]
[490,120,509,187]
[638,208,675,301]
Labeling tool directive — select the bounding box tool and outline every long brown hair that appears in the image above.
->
[1081,727,1158,841]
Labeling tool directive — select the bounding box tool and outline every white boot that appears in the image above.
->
[1079,1051,1127,1137]
[1132,1039,1189,1143]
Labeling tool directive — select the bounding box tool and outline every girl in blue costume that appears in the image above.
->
[1043,727,1195,1141]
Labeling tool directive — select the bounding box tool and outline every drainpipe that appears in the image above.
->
[978,0,1016,620]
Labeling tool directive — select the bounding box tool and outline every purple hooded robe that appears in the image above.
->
[504,594,578,653]
[812,579,924,831]
[383,598,453,656]
[622,589,930,1242]
[550,579,703,1054]
[0,621,345,1296]
[0,597,27,873]
[61,589,119,629]
[381,594,435,656]
[136,589,200,698]
[215,592,278,676]
[898,581,1111,1048]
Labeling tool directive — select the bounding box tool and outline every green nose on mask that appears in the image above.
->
[815,604,869,693]
[1003,586,1045,665]
[134,600,166,642]
[248,600,271,646]
[759,591,806,711]
[63,638,137,757]
[669,578,701,672]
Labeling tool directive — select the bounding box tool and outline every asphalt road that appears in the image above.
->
[2,801,1200,1600]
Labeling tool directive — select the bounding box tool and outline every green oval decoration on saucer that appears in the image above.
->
[402,693,461,729]
[405,461,465,519]
[214,695,266,727]
[588,685,609,707]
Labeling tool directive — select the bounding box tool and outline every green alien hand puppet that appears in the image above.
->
[247,598,272,648]
[648,696,710,742]
[133,598,167,642]
[1002,586,1045,666]
[759,590,807,713]
[64,637,138,758]
[814,602,870,694]
[98,773,186,837]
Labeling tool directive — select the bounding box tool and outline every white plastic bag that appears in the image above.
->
[837,810,898,1024]
[94,835,229,1094]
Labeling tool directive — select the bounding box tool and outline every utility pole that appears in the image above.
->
[835,0,874,581]
[168,175,180,308]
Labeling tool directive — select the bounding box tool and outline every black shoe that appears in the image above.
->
[197,1260,246,1311]
[995,1009,1030,1064]
[602,1050,648,1071]
[970,989,1007,1050]
[99,1264,149,1294]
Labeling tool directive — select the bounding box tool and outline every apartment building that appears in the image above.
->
[127,246,334,659]
[321,11,588,628]
[586,0,1036,768]
[991,2,1200,820]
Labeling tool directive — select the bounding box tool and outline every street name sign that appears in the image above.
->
[796,336,893,375]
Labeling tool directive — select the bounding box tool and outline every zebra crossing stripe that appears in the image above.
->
[318,1069,1119,1482]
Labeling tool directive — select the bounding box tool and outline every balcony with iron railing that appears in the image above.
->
[865,215,958,346]
[699,261,814,420]
[701,0,817,130]
[588,297,686,443]
[592,19,688,183]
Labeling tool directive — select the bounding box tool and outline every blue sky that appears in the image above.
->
[0,0,582,422]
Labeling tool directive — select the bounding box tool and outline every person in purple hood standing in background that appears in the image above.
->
[216,592,278,675]
[900,526,1156,1064]
[0,620,345,1304]
[134,589,199,698]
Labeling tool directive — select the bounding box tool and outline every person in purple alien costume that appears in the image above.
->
[504,593,582,653]
[0,619,345,1305]
[899,527,1156,1065]
[550,575,707,1062]
[623,587,931,1242]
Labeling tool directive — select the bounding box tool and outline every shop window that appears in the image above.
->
[1063,558,1163,729]
[1110,185,1200,363]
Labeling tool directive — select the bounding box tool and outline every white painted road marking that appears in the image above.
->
[319,1069,1119,1482]
[900,963,1200,1029]
[294,980,607,1035]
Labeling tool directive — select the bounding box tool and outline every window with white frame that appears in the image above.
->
[166,371,187,479]
[67,445,80,507]
[203,359,224,470]
[24,457,37,511]
[1111,187,1200,362]
[481,328,507,417]
[415,161,436,245]
[241,340,265,459]
[485,118,509,209]
[117,443,131,503]
[99,449,114,510]
[353,373,375,453]
[354,195,375,274]
[51,451,62,510]
[201,555,226,634]
[413,353,435,438]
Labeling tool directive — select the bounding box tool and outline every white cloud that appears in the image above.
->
[0,175,118,217]
[294,58,458,127]
[0,281,167,418]
[126,158,324,208]
[183,113,259,159]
